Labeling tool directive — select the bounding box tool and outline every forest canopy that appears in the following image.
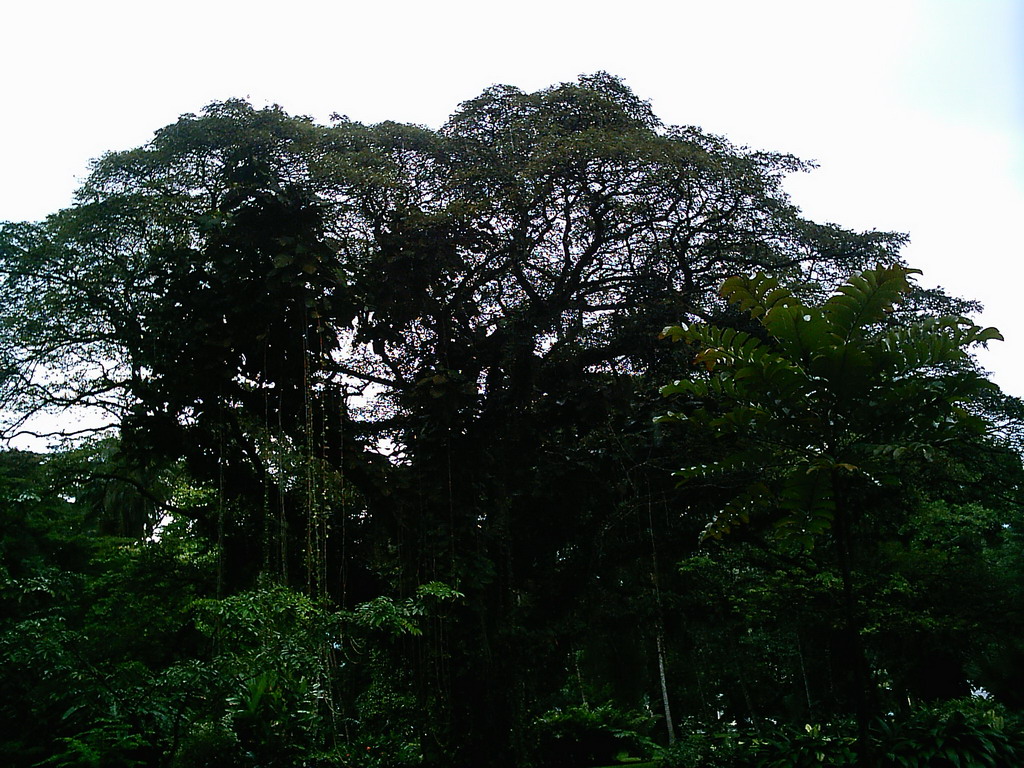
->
[2,73,1023,768]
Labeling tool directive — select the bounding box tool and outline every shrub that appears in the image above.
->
[658,701,1024,768]
[752,723,857,767]
[656,731,748,768]
[532,703,657,767]
[872,699,1023,767]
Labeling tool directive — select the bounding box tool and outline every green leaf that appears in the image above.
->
[721,272,796,319]
[702,481,772,541]
[763,304,835,360]
[822,264,921,340]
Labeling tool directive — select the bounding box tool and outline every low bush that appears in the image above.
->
[657,700,1023,768]
[655,730,749,768]
[872,699,1022,767]
[532,703,657,768]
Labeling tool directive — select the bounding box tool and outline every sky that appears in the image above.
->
[2,0,1023,393]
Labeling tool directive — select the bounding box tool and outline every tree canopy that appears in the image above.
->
[1,73,1022,768]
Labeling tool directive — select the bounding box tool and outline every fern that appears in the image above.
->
[876,317,1003,373]
[671,453,762,483]
[774,466,837,537]
[721,272,796,319]
[686,324,767,370]
[823,264,920,340]
[702,481,772,541]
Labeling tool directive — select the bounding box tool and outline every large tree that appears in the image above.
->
[2,74,981,765]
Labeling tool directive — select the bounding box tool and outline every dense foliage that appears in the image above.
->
[2,74,1022,766]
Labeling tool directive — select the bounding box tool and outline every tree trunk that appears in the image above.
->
[656,630,677,745]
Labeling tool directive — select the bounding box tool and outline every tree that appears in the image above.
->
[658,264,1008,752]
[2,75,978,766]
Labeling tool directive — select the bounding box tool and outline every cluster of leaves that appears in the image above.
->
[0,448,467,767]
[530,702,658,768]
[657,701,1023,768]
[658,266,1001,546]
[0,453,216,767]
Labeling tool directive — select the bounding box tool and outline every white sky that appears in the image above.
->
[3,0,1022,394]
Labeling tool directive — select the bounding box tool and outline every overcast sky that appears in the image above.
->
[3,0,1022,393]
